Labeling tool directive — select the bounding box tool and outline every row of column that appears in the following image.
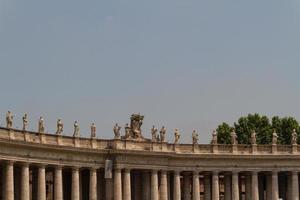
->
[113,169,300,200]
[2,161,300,200]
[3,162,98,200]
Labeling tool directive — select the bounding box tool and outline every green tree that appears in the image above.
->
[234,113,272,144]
[216,122,232,144]
[271,116,299,144]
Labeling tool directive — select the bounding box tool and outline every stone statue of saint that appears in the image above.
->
[174,129,180,144]
[6,111,13,129]
[91,123,96,138]
[272,131,278,145]
[73,121,80,137]
[192,130,198,145]
[130,114,144,139]
[151,126,158,142]
[211,130,218,145]
[38,117,45,133]
[22,113,28,131]
[124,123,131,139]
[251,131,257,145]
[160,126,166,143]
[291,129,297,145]
[113,123,121,139]
[231,130,237,145]
[56,119,63,135]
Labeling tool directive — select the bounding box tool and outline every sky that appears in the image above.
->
[0,0,300,143]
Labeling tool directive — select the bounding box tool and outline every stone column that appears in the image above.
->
[151,170,159,200]
[232,171,239,200]
[160,171,168,200]
[123,169,131,200]
[54,166,63,200]
[292,171,299,200]
[183,173,191,200]
[90,168,97,200]
[142,172,151,200]
[21,163,30,200]
[106,178,113,200]
[114,168,122,200]
[212,171,219,200]
[272,171,279,200]
[224,174,231,200]
[173,171,181,200]
[193,172,200,200]
[38,165,46,200]
[251,171,259,200]
[245,175,251,200]
[266,174,272,200]
[5,161,14,200]
[204,174,211,200]
[72,167,80,200]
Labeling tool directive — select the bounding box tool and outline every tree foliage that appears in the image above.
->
[216,114,300,145]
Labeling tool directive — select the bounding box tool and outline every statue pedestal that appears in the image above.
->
[91,138,97,149]
[74,137,80,147]
[252,144,257,154]
[161,142,168,152]
[40,133,45,144]
[292,144,297,154]
[24,132,30,142]
[232,144,238,154]
[174,143,179,152]
[8,129,15,140]
[272,144,277,154]
[112,139,124,150]
[212,144,218,154]
[56,134,62,145]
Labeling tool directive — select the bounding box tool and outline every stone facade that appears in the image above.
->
[0,125,299,200]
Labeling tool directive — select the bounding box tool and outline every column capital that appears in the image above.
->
[152,169,158,174]
[232,170,239,175]
[72,166,80,171]
[55,165,63,170]
[292,171,299,175]
[173,170,181,175]
[124,168,131,173]
[37,163,46,168]
[251,171,259,175]
[21,162,30,167]
[160,170,167,176]
[6,160,14,166]
[212,171,219,175]
[193,171,200,176]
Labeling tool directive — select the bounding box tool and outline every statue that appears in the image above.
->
[151,126,158,142]
[231,130,237,145]
[124,123,131,139]
[291,129,297,145]
[130,114,144,139]
[174,129,180,144]
[113,123,121,139]
[272,131,278,145]
[211,130,218,145]
[22,113,28,131]
[56,119,63,135]
[251,131,257,145]
[6,111,13,129]
[38,117,45,133]
[73,121,80,137]
[192,130,198,144]
[91,123,96,138]
[160,126,166,142]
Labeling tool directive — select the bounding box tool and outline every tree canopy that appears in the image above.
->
[216,114,300,145]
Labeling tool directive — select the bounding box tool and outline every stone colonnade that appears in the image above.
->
[1,161,300,200]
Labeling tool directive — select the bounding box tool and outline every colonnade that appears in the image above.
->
[1,161,300,200]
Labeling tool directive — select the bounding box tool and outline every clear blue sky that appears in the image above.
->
[1,0,300,143]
